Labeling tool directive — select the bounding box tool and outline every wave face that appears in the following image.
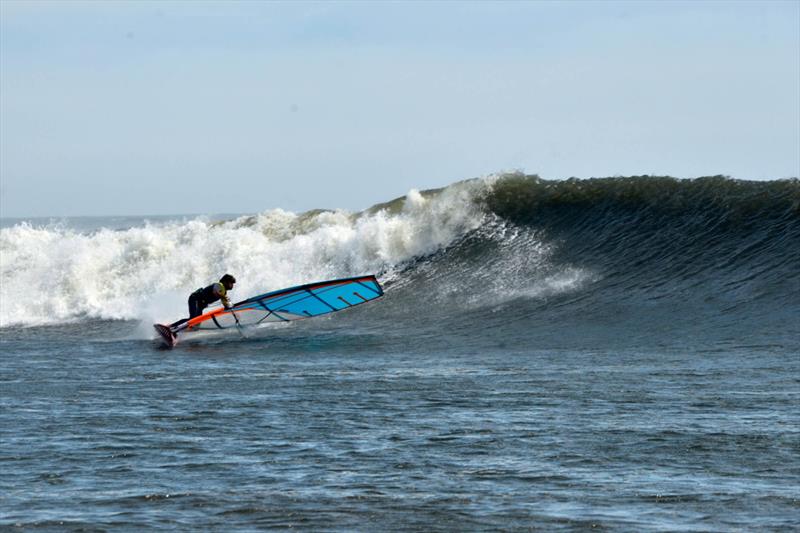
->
[2,174,799,348]
[473,175,800,347]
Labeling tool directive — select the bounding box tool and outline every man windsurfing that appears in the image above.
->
[154,273,385,349]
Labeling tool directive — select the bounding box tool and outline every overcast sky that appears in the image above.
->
[1,0,798,217]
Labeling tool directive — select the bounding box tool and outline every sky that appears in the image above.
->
[1,0,798,217]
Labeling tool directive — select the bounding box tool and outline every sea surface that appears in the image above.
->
[1,175,799,531]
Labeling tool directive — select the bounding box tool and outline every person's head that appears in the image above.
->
[220,274,236,291]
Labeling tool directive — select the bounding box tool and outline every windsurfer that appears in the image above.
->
[170,274,236,329]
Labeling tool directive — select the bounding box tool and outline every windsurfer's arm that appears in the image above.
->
[213,282,232,309]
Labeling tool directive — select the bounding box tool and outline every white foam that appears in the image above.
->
[0,180,490,328]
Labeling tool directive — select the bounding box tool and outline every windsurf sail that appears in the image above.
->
[182,275,384,331]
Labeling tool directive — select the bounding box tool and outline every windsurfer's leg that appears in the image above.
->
[189,294,205,318]
[169,318,188,329]
[168,294,202,330]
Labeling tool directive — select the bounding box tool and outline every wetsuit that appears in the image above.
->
[188,282,230,318]
[170,282,231,329]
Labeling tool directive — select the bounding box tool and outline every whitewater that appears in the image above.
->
[0,180,497,328]
[1,174,798,530]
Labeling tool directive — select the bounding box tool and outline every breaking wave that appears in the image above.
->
[1,174,798,347]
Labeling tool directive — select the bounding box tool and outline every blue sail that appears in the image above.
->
[187,275,383,330]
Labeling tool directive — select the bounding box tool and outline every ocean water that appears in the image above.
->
[1,175,799,530]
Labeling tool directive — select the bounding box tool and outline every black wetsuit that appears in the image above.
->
[188,283,224,318]
[170,283,228,329]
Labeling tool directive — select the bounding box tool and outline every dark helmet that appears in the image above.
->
[220,274,236,284]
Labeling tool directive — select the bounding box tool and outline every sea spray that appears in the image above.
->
[0,179,491,327]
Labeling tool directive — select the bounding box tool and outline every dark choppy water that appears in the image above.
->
[2,176,799,530]
[2,324,798,531]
